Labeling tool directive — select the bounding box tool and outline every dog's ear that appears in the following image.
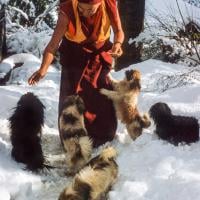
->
[125,69,134,81]
[76,96,85,114]
[73,177,91,200]
[62,95,76,109]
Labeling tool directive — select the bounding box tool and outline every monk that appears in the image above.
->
[28,0,124,147]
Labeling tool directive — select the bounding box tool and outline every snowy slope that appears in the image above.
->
[0,54,200,200]
[1,0,200,199]
[146,0,200,24]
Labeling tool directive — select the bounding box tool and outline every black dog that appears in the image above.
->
[149,102,199,145]
[9,92,45,171]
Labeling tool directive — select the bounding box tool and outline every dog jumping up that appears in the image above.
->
[59,95,93,174]
[9,92,45,171]
[149,102,199,145]
[100,69,151,140]
[58,146,118,200]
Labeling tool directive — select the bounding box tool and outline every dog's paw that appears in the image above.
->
[108,73,118,85]
[100,88,109,96]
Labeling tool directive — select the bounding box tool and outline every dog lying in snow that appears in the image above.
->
[9,92,45,171]
[58,146,118,200]
[59,95,93,174]
[100,69,151,140]
[149,102,199,145]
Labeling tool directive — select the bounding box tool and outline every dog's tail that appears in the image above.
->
[79,136,93,159]
[99,146,117,161]
[140,113,151,128]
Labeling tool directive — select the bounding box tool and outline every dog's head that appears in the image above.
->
[59,95,85,132]
[149,102,172,124]
[9,92,45,136]
[17,92,44,108]
[12,92,45,125]
[125,69,141,91]
[62,95,85,115]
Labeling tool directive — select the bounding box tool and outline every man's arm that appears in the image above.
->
[107,0,124,44]
[28,11,68,85]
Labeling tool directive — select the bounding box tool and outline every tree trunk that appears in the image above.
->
[116,0,145,70]
[0,4,7,62]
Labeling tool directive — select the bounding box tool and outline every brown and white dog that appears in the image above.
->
[59,95,93,174]
[58,146,118,200]
[100,69,151,140]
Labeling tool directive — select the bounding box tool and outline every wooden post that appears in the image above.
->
[116,0,145,70]
[0,4,7,62]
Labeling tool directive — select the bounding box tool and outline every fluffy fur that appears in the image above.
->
[59,95,93,174]
[149,102,199,145]
[58,146,118,200]
[100,69,151,140]
[9,92,45,171]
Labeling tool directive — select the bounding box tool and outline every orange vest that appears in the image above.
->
[64,0,111,44]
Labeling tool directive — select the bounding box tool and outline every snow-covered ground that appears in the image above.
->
[0,53,200,200]
[1,0,200,199]
[146,0,200,23]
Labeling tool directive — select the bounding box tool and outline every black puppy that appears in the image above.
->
[149,102,199,145]
[9,92,45,171]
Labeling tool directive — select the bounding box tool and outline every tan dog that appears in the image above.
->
[58,147,118,200]
[59,95,93,174]
[100,69,151,140]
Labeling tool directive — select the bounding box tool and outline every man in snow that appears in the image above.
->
[28,0,124,147]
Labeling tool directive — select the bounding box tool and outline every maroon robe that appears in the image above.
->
[58,1,117,147]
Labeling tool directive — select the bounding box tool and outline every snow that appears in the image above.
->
[0,0,8,4]
[1,0,200,199]
[131,0,200,68]
[146,0,200,24]
[7,28,53,58]
[0,53,200,200]
[183,0,200,8]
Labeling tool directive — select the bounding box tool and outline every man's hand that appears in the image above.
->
[109,42,123,58]
[28,69,46,85]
